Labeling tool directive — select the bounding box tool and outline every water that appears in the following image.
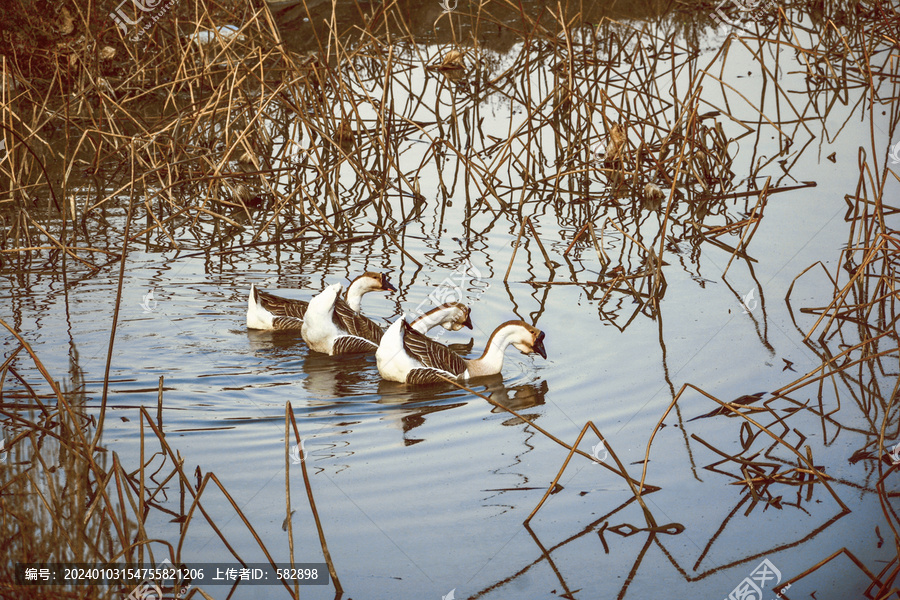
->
[2,7,899,600]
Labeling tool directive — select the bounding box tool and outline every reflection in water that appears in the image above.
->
[485,378,549,426]
[374,376,549,444]
[301,350,376,399]
[245,328,307,353]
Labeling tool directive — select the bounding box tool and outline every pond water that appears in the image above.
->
[2,4,899,600]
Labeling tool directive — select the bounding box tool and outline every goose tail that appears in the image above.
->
[247,284,274,329]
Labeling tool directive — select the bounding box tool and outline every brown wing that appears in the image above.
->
[406,368,458,385]
[271,316,304,331]
[255,288,308,319]
[332,335,379,354]
[332,295,384,345]
[401,320,466,376]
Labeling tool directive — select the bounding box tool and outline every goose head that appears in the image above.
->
[439,302,473,331]
[350,271,397,295]
[502,320,547,359]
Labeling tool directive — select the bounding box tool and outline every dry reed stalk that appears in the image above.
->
[136,408,295,597]
[286,402,343,596]
[524,420,668,530]
[434,374,659,492]
[503,217,527,282]
[369,220,423,267]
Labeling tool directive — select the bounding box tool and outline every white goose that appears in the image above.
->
[247,271,395,330]
[302,284,473,355]
[376,318,546,385]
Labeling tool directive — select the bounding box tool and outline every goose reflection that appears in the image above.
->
[245,328,305,353]
[376,375,549,444]
[300,348,376,398]
[245,329,375,398]
[485,378,549,425]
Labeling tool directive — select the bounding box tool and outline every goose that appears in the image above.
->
[247,271,395,330]
[409,302,472,334]
[301,285,473,355]
[376,318,546,385]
